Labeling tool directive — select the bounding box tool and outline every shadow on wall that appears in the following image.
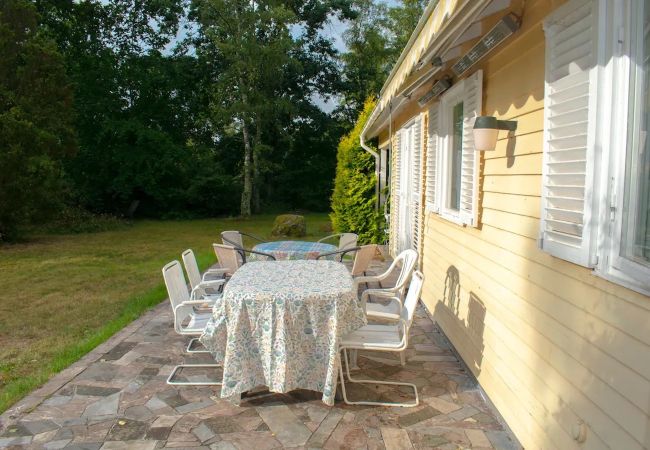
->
[434,265,486,376]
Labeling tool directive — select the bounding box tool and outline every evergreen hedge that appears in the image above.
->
[330,98,386,243]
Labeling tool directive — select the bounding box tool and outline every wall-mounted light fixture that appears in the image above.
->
[417,77,452,107]
[452,13,521,76]
[473,116,517,151]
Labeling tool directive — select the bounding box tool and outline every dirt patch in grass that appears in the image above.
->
[0,214,331,412]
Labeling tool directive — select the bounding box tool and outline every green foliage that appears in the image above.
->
[0,0,77,241]
[34,206,127,235]
[330,98,385,243]
[337,0,427,121]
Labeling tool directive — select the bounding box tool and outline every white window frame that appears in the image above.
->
[438,80,468,225]
[596,0,650,295]
[542,0,650,295]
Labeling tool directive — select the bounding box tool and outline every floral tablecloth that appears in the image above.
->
[200,260,366,405]
[248,240,337,261]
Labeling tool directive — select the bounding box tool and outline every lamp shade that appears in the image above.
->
[473,116,499,151]
[473,128,499,151]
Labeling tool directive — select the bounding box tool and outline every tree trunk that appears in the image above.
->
[240,117,253,217]
[253,119,262,213]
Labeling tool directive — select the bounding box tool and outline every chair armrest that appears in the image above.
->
[200,278,226,288]
[317,233,341,244]
[204,267,229,276]
[242,248,276,260]
[316,246,361,261]
[240,232,266,243]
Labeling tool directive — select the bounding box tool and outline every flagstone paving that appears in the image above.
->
[0,262,521,450]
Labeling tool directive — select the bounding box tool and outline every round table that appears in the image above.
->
[248,240,338,261]
[199,260,367,405]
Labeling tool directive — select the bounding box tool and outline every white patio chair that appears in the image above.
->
[221,230,266,264]
[338,270,424,407]
[355,249,418,322]
[181,249,227,302]
[318,233,358,251]
[162,260,221,386]
[212,244,276,276]
[317,244,377,277]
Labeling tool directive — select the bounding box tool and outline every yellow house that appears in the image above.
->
[363,0,650,448]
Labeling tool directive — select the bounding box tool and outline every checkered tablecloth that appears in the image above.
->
[248,240,338,261]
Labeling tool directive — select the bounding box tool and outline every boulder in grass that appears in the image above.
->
[271,214,306,237]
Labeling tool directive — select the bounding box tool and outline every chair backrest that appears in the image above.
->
[221,230,243,248]
[162,260,190,312]
[402,270,424,329]
[212,243,240,275]
[351,244,377,276]
[393,249,419,296]
[339,233,358,250]
[181,249,201,289]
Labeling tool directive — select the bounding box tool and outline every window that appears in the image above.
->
[542,0,650,294]
[425,70,482,226]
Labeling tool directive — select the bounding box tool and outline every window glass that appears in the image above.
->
[622,0,650,267]
[449,102,464,210]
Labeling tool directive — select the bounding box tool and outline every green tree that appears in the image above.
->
[0,0,76,240]
[330,98,384,243]
[193,0,354,216]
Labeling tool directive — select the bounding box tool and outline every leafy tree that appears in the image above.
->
[0,0,76,240]
[338,0,427,121]
[330,98,384,243]
[193,0,354,216]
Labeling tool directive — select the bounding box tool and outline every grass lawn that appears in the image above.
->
[0,213,332,413]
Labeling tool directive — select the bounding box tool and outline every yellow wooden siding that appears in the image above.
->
[374,0,650,448]
[416,0,650,449]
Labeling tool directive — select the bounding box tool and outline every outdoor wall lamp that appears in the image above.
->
[473,116,517,152]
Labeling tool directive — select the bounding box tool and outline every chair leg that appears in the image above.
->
[186,338,211,353]
[400,351,406,366]
[338,349,418,407]
[167,364,222,386]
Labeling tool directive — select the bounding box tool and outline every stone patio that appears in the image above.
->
[0,262,521,450]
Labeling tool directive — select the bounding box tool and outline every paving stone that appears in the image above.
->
[151,415,181,428]
[65,444,103,450]
[136,356,171,365]
[100,441,158,450]
[102,342,138,361]
[0,422,31,437]
[124,405,154,421]
[380,427,413,450]
[105,419,148,441]
[424,396,462,414]
[158,392,189,409]
[408,355,458,362]
[486,430,520,450]
[145,396,169,411]
[44,438,71,449]
[255,403,311,447]
[447,405,479,421]
[202,416,242,434]
[175,399,214,414]
[466,428,492,447]
[77,363,118,382]
[306,409,344,448]
[145,427,172,440]
[82,393,120,417]
[192,423,216,443]
[397,406,440,428]
[208,442,236,450]
[0,435,32,447]
[42,396,73,406]
[76,385,122,397]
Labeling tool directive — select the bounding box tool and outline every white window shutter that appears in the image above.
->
[411,114,425,254]
[426,104,441,213]
[391,129,402,255]
[459,70,483,226]
[541,0,598,267]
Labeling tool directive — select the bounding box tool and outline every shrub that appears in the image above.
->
[330,98,385,244]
